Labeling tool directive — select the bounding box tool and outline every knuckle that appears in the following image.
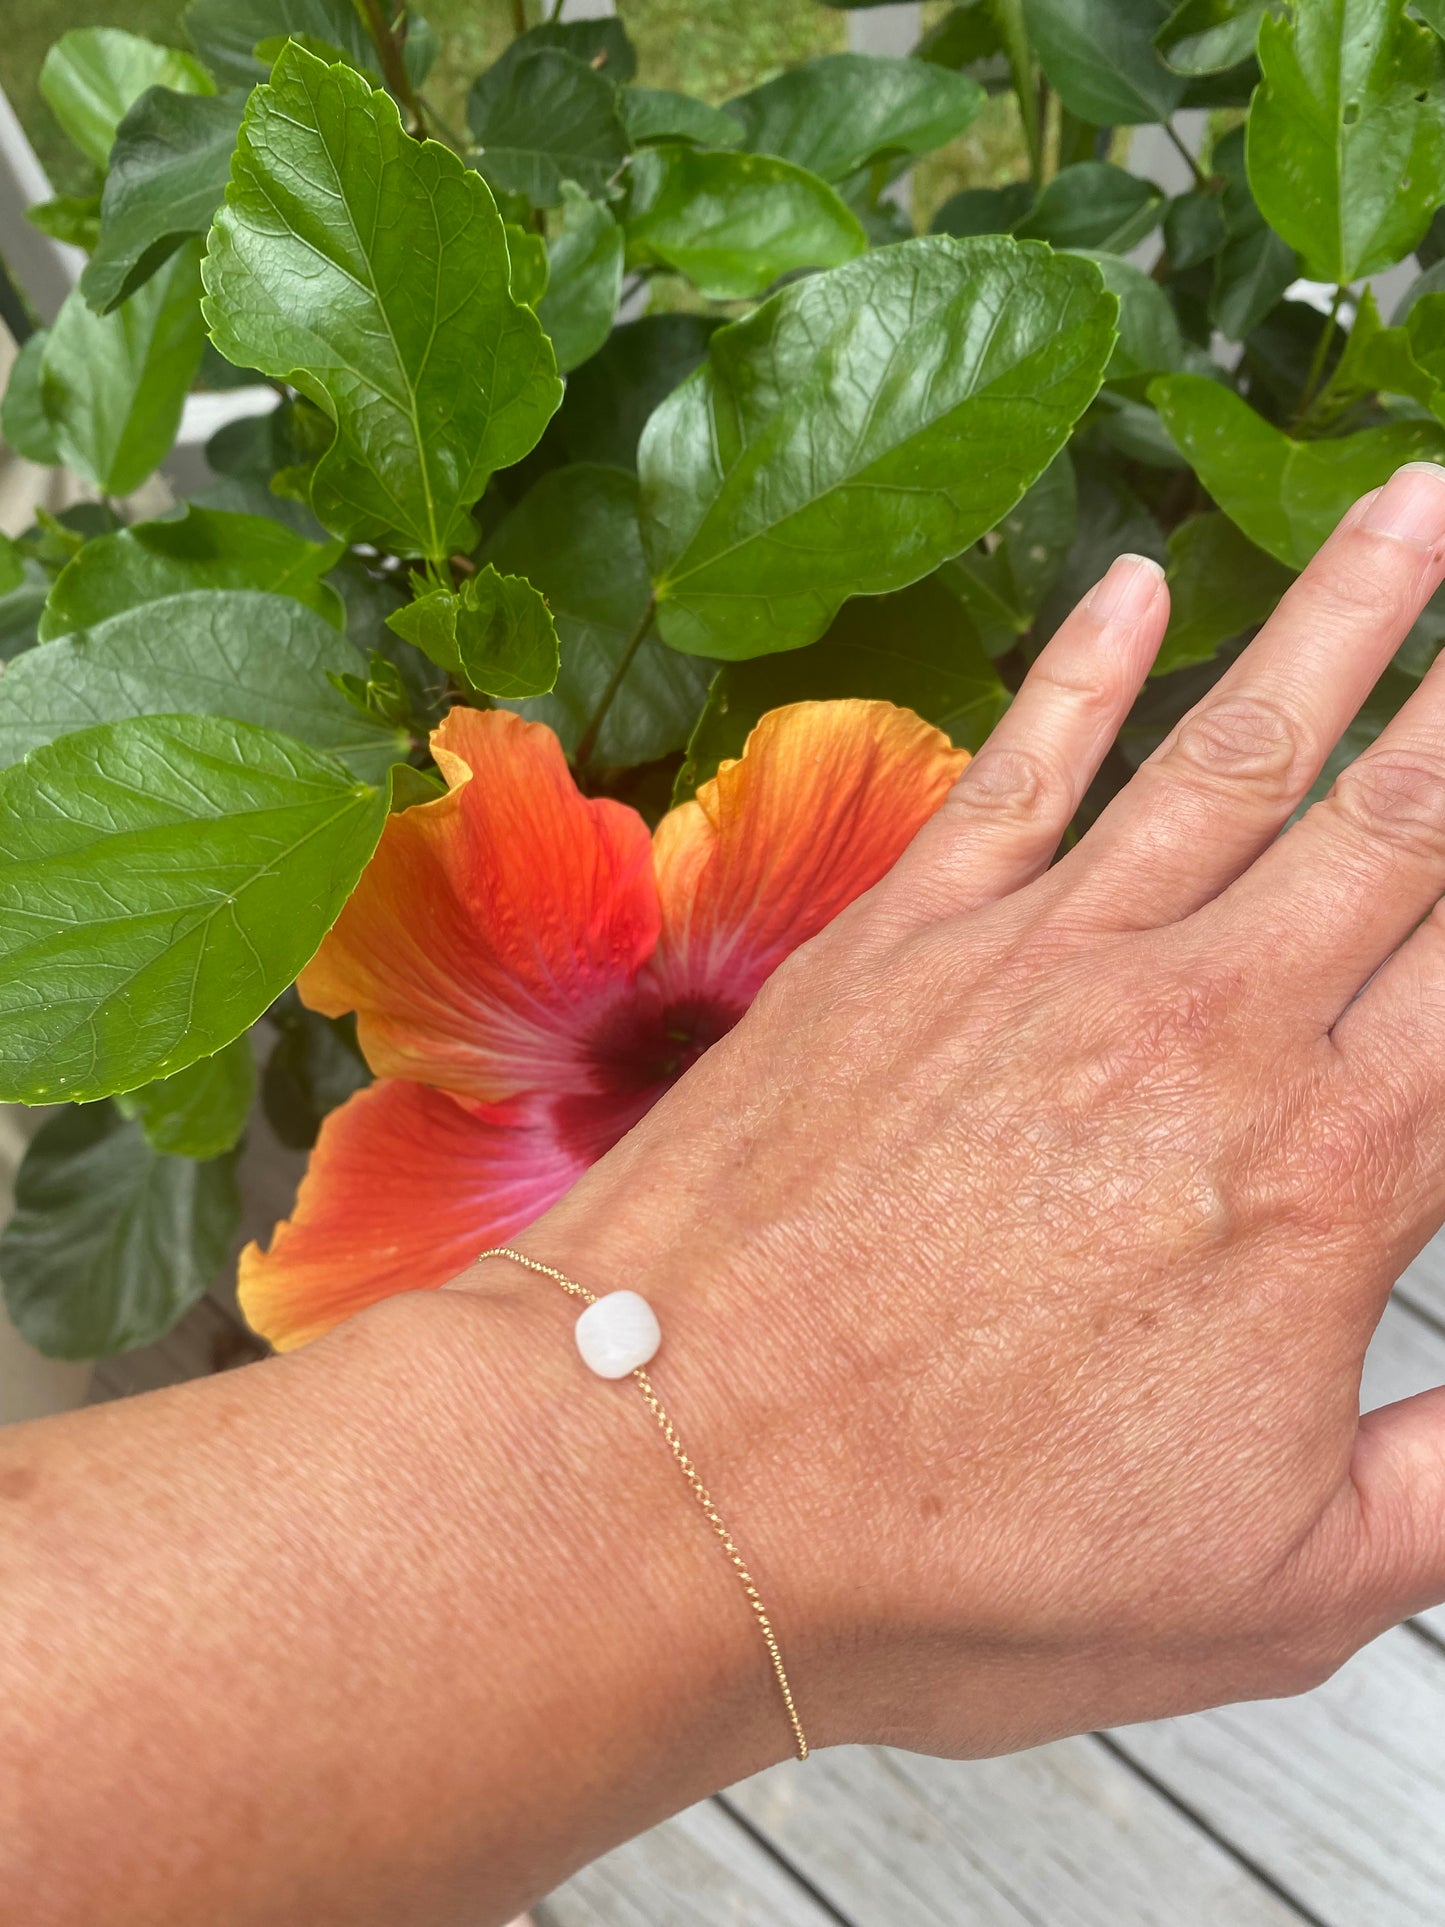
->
[1316,530,1426,627]
[942,744,1063,826]
[1324,750,1445,860]
[1157,694,1310,802]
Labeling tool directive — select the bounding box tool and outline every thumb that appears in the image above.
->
[1348,1384,1445,1622]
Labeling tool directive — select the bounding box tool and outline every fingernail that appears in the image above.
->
[1358,463,1445,547]
[1088,552,1165,625]
[1338,485,1382,531]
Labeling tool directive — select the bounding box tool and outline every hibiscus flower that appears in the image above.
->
[239,700,967,1350]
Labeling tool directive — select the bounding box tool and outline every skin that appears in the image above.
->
[6,464,1445,1924]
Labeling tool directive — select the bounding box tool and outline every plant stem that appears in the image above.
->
[575,596,655,771]
[1162,120,1207,189]
[511,0,528,35]
[416,91,468,153]
[356,0,422,131]
[1293,284,1347,432]
[990,0,1044,188]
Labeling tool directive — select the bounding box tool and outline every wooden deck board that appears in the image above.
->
[723,1739,1304,1927]
[535,1796,841,1927]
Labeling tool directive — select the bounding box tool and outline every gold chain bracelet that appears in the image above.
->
[474,1246,809,1762]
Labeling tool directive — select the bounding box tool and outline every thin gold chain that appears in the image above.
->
[475,1245,809,1762]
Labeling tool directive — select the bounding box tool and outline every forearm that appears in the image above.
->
[0,1262,791,1927]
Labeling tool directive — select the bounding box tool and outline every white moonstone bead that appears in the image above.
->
[574,1291,661,1379]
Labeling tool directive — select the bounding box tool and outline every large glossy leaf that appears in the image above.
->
[202,45,560,559]
[483,465,712,767]
[0,1102,240,1360]
[0,714,390,1104]
[1016,163,1163,253]
[1150,372,1445,567]
[0,590,405,782]
[677,574,1010,798]
[722,53,984,182]
[116,1034,256,1159]
[468,48,629,209]
[1153,510,1294,675]
[41,507,343,637]
[1247,0,1445,281]
[623,145,867,301]
[538,184,624,375]
[39,28,212,170]
[1157,0,1273,73]
[941,451,1078,650]
[619,87,743,149]
[41,242,207,497]
[475,17,636,90]
[185,0,437,90]
[83,88,247,314]
[931,181,1035,240]
[387,566,559,699]
[1023,0,1186,123]
[640,237,1117,660]
[551,315,721,470]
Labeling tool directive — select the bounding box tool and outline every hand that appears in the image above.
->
[520,461,1445,1758]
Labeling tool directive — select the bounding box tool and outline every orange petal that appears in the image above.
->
[650,700,967,1005]
[299,708,660,1103]
[238,1081,592,1352]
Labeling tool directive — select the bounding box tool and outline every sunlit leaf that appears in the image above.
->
[538,184,623,374]
[640,237,1117,659]
[39,27,211,170]
[468,48,629,208]
[1023,0,1186,123]
[0,714,390,1104]
[723,53,984,182]
[202,44,560,559]
[387,566,559,700]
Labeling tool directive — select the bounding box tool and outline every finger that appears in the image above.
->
[891,551,1167,918]
[1202,636,1445,1033]
[1340,1385,1445,1624]
[1057,464,1445,932]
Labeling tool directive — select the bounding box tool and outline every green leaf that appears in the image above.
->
[0,714,390,1104]
[1206,127,1298,339]
[0,1102,240,1359]
[1153,510,1294,675]
[0,589,405,783]
[41,507,344,638]
[387,566,559,700]
[0,334,60,468]
[1405,291,1445,395]
[483,465,712,766]
[185,0,437,90]
[28,194,102,250]
[261,992,368,1149]
[202,45,558,559]
[1316,285,1442,416]
[551,315,721,471]
[622,144,867,300]
[941,450,1079,647]
[640,236,1117,660]
[39,28,212,171]
[930,181,1034,239]
[82,88,247,314]
[41,241,208,497]
[722,53,984,182]
[468,48,629,209]
[916,2,1006,68]
[1246,0,1445,281]
[0,561,54,665]
[1164,187,1229,268]
[538,184,624,375]
[476,17,636,90]
[1075,251,1184,394]
[1033,456,1167,645]
[1150,372,1445,567]
[1016,162,1163,253]
[1023,0,1186,123]
[0,537,22,599]
[504,222,550,307]
[619,87,743,149]
[677,573,1009,798]
[1156,0,1273,74]
[115,1034,255,1158]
